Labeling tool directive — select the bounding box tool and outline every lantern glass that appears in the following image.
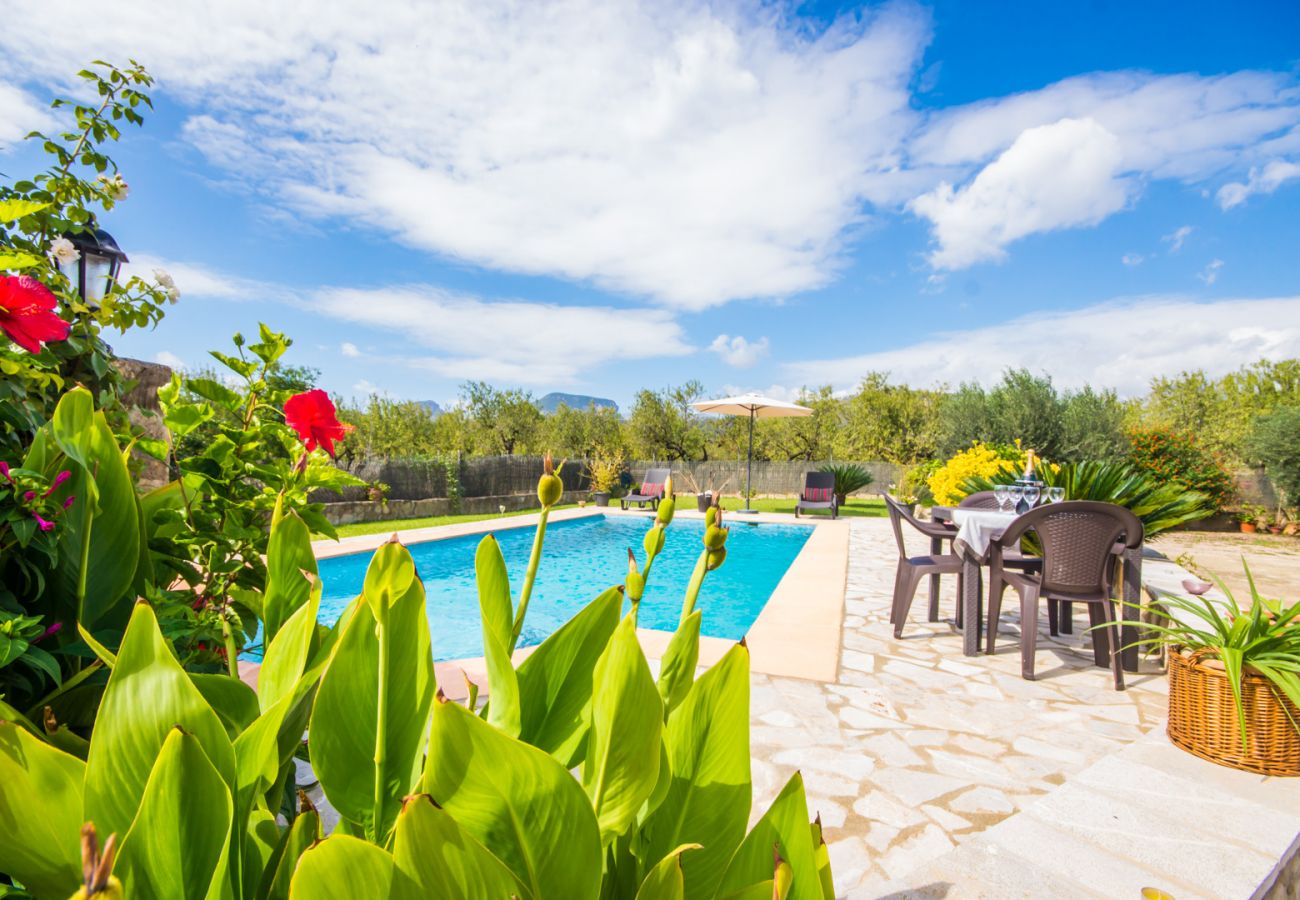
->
[82,252,117,305]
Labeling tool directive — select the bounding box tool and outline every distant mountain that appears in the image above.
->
[417,400,442,415]
[539,392,618,414]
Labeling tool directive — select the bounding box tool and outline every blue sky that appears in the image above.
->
[1,0,1298,410]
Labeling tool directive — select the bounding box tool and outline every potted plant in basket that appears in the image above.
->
[1136,564,1300,776]
[585,446,624,507]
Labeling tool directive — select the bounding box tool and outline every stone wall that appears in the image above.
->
[115,357,173,489]
[321,489,589,526]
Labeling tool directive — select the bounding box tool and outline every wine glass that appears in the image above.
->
[1008,484,1024,511]
[1048,486,1065,504]
[1023,484,1040,508]
[993,484,1010,511]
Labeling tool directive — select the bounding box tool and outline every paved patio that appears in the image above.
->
[748,517,1300,898]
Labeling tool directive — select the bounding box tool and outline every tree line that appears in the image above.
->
[320,360,1300,472]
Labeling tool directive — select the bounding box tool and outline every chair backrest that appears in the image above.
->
[959,491,1001,510]
[803,471,835,500]
[640,468,671,496]
[883,494,942,557]
[998,501,1143,596]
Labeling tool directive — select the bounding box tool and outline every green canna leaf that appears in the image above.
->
[639,643,752,900]
[634,844,701,900]
[583,612,662,845]
[311,549,434,844]
[516,585,622,765]
[84,603,236,842]
[810,817,835,900]
[362,539,417,621]
[116,728,234,900]
[0,721,85,898]
[258,809,320,900]
[422,694,602,900]
[190,671,261,740]
[0,197,51,222]
[656,609,702,717]
[38,387,141,629]
[244,807,283,900]
[288,834,406,900]
[392,794,525,898]
[716,772,821,900]
[262,512,318,646]
[476,534,521,736]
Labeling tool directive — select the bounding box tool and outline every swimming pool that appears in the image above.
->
[314,514,813,661]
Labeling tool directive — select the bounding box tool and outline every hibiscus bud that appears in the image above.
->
[704,525,728,551]
[537,452,564,508]
[643,524,665,557]
[656,495,675,526]
[625,548,645,602]
[706,546,727,571]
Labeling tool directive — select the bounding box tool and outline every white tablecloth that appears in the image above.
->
[949,508,1018,557]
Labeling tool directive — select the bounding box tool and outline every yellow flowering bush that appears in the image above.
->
[927,442,1026,506]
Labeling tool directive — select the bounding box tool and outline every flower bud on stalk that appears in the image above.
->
[537,452,565,508]
[706,546,727,571]
[656,493,675,526]
[703,525,728,551]
[70,823,121,899]
[644,524,665,557]
[625,548,645,602]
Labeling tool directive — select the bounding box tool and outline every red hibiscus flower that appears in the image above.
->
[284,389,353,458]
[0,275,71,354]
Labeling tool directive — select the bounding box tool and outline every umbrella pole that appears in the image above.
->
[741,408,756,514]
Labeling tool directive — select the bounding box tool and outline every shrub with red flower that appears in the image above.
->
[284,389,353,458]
[1128,427,1236,510]
[0,275,71,354]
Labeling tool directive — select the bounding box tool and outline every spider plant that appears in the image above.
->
[963,460,1217,538]
[819,462,874,505]
[1135,562,1300,750]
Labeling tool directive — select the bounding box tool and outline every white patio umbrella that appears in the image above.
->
[691,392,812,514]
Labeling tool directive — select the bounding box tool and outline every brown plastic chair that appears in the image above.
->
[795,471,837,519]
[986,501,1143,689]
[958,491,1002,510]
[960,490,1043,601]
[884,495,963,637]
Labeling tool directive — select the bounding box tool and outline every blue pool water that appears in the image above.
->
[314,514,812,661]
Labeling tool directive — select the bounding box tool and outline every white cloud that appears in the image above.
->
[909,118,1129,269]
[0,1,928,309]
[1217,159,1300,209]
[311,285,692,385]
[1121,253,1144,267]
[0,83,55,149]
[1198,258,1225,285]
[153,350,186,369]
[709,333,769,368]
[784,295,1300,396]
[340,342,361,358]
[1162,225,1193,253]
[123,254,284,303]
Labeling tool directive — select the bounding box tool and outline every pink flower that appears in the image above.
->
[33,513,55,531]
[0,461,10,483]
[0,275,71,354]
[23,490,36,502]
[63,495,76,510]
[43,470,71,496]
[38,622,62,641]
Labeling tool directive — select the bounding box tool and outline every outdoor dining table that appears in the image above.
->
[931,505,1144,668]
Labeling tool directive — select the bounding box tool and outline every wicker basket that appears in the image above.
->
[1167,648,1300,776]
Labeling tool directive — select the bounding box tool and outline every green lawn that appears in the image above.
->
[333,496,884,537]
[720,497,886,518]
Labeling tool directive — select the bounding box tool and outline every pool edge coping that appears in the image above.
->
[309,506,849,683]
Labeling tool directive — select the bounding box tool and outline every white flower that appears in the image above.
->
[153,267,180,303]
[48,236,79,265]
[96,173,130,201]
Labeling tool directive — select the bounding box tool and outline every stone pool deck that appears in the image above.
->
[749,517,1300,898]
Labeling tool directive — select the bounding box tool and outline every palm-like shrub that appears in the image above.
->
[962,460,1217,538]
[819,462,874,505]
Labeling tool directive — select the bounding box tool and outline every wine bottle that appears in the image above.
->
[1023,449,1036,481]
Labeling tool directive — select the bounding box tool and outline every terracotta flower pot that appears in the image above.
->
[1240,522,1257,533]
